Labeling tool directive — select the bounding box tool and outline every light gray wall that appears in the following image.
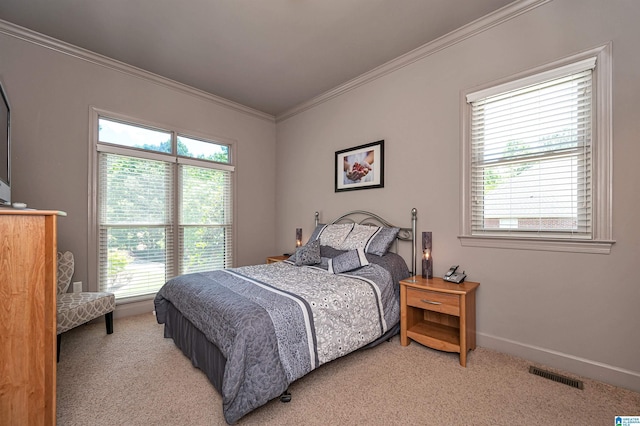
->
[0,28,277,304]
[275,0,639,391]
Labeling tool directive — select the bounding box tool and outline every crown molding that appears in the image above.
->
[276,0,551,123]
[0,19,275,123]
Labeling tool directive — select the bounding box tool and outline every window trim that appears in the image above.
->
[459,44,614,254]
[88,107,237,297]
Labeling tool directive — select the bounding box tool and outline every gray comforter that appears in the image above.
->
[154,252,408,424]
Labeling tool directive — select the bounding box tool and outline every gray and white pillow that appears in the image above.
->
[328,248,369,274]
[340,223,379,250]
[292,239,321,266]
[365,226,400,256]
[317,223,354,250]
[308,223,326,243]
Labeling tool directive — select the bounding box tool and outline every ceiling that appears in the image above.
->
[0,0,515,116]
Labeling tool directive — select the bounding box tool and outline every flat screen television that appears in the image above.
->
[0,79,10,205]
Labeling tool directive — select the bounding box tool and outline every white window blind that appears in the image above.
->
[468,63,594,238]
[179,164,233,274]
[96,115,234,300]
[98,153,174,298]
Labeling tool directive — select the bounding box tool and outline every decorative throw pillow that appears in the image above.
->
[317,223,354,249]
[366,227,400,256]
[57,251,74,294]
[293,239,321,266]
[328,248,369,274]
[340,223,379,250]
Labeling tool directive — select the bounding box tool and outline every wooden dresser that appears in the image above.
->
[0,209,64,425]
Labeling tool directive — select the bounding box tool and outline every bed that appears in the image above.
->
[154,209,417,424]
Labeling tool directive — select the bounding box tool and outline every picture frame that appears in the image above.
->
[335,140,384,192]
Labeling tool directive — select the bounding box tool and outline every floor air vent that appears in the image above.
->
[529,366,584,389]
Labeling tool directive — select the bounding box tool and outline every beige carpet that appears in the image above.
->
[56,313,639,425]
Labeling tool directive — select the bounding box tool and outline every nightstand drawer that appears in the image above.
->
[406,287,460,316]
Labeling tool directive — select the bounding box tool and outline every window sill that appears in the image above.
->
[458,235,615,254]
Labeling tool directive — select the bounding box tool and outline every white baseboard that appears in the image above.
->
[112,299,155,319]
[478,332,640,393]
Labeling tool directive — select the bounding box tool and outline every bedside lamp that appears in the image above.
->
[296,228,302,249]
[422,231,432,279]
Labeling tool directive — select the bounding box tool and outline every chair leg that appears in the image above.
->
[57,334,61,363]
[105,311,114,334]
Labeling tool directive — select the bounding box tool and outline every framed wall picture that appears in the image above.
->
[335,140,384,192]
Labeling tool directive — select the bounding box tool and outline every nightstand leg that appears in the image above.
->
[400,285,409,346]
[401,331,409,346]
[459,296,466,367]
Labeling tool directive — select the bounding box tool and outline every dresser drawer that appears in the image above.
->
[406,287,460,316]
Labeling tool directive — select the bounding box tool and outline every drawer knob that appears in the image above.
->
[421,299,442,305]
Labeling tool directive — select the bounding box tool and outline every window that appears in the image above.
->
[93,113,234,300]
[460,45,613,254]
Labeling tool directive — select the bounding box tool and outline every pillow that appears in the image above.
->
[340,223,379,250]
[292,239,321,266]
[57,251,74,294]
[308,224,326,243]
[317,223,354,249]
[328,248,369,274]
[365,227,400,256]
[319,244,347,258]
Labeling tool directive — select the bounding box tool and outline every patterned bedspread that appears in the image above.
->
[154,254,406,424]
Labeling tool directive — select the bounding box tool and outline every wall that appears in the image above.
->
[275,0,640,391]
[0,23,277,315]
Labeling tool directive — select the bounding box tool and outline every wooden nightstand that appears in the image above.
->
[399,276,479,367]
[266,255,289,264]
